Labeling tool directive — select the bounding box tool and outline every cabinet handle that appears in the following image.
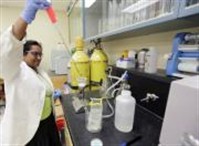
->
[140,93,151,102]
[140,93,159,102]
[151,94,159,101]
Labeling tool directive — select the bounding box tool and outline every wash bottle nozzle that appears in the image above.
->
[46,0,57,23]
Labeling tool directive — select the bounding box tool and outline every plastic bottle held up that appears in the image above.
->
[114,90,136,133]
[144,47,158,73]
[46,0,57,24]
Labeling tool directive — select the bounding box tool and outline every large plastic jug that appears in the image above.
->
[70,37,90,87]
[114,90,136,133]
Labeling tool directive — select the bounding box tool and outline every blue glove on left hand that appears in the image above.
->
[21,0,51,24]
[53,89,62,99]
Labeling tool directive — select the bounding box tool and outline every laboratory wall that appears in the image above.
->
[102,26,199,69]
[0,6,69,71]
[1,6,199,71]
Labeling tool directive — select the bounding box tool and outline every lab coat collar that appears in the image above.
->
[21,61,54,90]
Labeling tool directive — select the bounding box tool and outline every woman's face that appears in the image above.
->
[23,45,43,70]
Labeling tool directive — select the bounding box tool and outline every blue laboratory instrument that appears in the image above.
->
[166,32,199,77]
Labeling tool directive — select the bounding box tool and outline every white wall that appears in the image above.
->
[0,6,69,71]
[101,26,199,69]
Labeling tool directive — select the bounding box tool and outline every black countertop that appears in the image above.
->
[61,92,162,146]
[110,65,180,84]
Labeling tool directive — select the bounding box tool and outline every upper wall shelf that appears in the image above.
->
[82,0,199,42]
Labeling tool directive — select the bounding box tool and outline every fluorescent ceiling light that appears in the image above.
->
[122,0,159,13]
[85,0,96,8]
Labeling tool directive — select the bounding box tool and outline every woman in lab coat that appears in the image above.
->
[0,0,62,146]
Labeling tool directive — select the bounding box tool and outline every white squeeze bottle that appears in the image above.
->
[114,90,136,133]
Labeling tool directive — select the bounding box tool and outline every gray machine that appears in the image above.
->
[159,75,199,146]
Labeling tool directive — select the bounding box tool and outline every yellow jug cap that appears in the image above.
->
[122,50,129,58]
[75,36,84,49]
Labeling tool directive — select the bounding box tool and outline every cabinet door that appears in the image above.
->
[128,74,171,118]
[178,0,199,17]
[111,67,173,118]
[83,0,179,41]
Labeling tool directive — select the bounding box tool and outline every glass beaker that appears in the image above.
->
[77,76,87,101]
[85,98,103,133]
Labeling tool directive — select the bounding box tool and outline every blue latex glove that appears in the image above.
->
[21,0,51,24]
[53,89,62,99]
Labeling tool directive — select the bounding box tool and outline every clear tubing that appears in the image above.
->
[111,87,120,98]
[107,75,121,80]
[102,71,128,119]
[102,97,114,119]
[105,71,128,95]
[53,23,72,57]
[45,0,71,56]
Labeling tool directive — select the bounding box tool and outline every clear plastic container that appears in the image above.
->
[86,98,103,133]
[114,90,136,133]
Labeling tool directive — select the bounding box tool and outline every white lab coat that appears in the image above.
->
[0,27,54,146]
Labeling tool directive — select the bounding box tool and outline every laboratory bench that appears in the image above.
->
[61,92,163,146]
[59,66,180,146]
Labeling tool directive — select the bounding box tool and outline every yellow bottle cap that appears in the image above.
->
[75,36,84,50]
[122,50,129,58]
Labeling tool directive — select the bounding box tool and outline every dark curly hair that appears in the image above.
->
[23,40,42,56]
